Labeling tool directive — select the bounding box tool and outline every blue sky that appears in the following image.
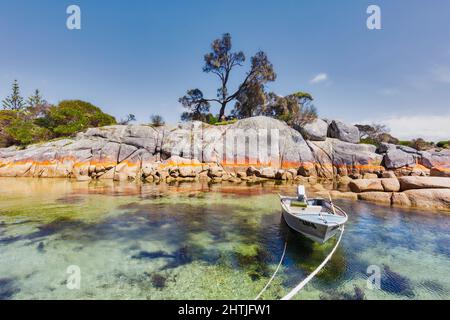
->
[1,0,450,140]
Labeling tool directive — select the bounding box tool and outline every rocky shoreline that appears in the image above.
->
[312,175,450,212]
[1,116,449,211]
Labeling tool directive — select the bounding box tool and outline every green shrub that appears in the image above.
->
[0,100,116,147]
[214,119,237,126]
[398,140,413,147]
[45,100,116,137]
[399,139,434,151]
[360,138,379,147]
[437,140,450,149]
[206,114,219,125]
[0,110,19,147]
[5,118,52,146]
[411,138,434,151]
[150,114,165,127]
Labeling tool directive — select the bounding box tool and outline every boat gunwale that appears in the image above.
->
[279,195,348,227]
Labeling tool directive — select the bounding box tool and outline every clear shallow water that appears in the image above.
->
[0,178,449,300]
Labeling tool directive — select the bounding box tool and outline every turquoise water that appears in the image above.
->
[0,178,449,300]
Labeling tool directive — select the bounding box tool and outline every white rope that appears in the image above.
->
[281,226,345,300]
[254,241,288,300]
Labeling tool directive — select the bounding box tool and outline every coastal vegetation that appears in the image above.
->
[118,114,136,125]
[437,141,450,149]
[356,123,399,146]
[0,80,116,147]
[150,114,165,127]
[355,123,445,151]
[399,139,436,151]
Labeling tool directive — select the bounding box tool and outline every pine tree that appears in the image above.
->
[2,80,25,110]
[26,89,46,108]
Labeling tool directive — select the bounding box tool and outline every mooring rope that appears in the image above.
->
[254,241,288,300]
[281,226,345,300]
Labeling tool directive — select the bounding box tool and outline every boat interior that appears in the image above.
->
[281,186,347,218]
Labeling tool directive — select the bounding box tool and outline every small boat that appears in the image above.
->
[280,186,348,243]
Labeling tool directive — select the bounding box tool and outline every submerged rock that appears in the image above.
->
[151,274,167,289]
[131,246,194,270]
[320,286,366,300]
[37,242,45,253]
[0,278,20,300]
[381,265,415,298]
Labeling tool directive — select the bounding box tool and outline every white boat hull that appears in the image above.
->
[281,208,341,243]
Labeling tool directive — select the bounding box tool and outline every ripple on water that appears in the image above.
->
[0,178,449,300]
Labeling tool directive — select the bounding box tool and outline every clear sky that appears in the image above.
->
[1,0,449,140]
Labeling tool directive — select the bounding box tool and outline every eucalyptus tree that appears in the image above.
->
[179,33,276,121]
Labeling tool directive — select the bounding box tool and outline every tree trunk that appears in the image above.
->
[218,102,227,121]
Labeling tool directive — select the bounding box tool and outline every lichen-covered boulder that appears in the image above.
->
[383,149,417,169]
[161,121,204,161]
[298,118,328,141]
[226,116,315,172]
[307,138,383,178]
[327,120,360,143]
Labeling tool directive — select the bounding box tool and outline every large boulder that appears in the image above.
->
[226,116,315,171]
[379,145,450,172]
[377,142,396,154]
[357,192,392,205]
[383,149,417,169]
[381,178,401,192]
[377,143,420,170]
[298,118,328,141]
[349,179,384,193]
[307,138,383,178]
[391,192,412,207]
[79,125,128,141]
[314,190,358,201]
[398,176,450,191]
[327,120,360,143]
[403,189,450,211]
[431,167,450,177]
[381,171,397,178]
[349,178,399,193]
[423,149,450,176]
[161,121,204,161]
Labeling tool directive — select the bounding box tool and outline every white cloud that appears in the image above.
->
[310,73,328,84]
[382,114,450,142]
